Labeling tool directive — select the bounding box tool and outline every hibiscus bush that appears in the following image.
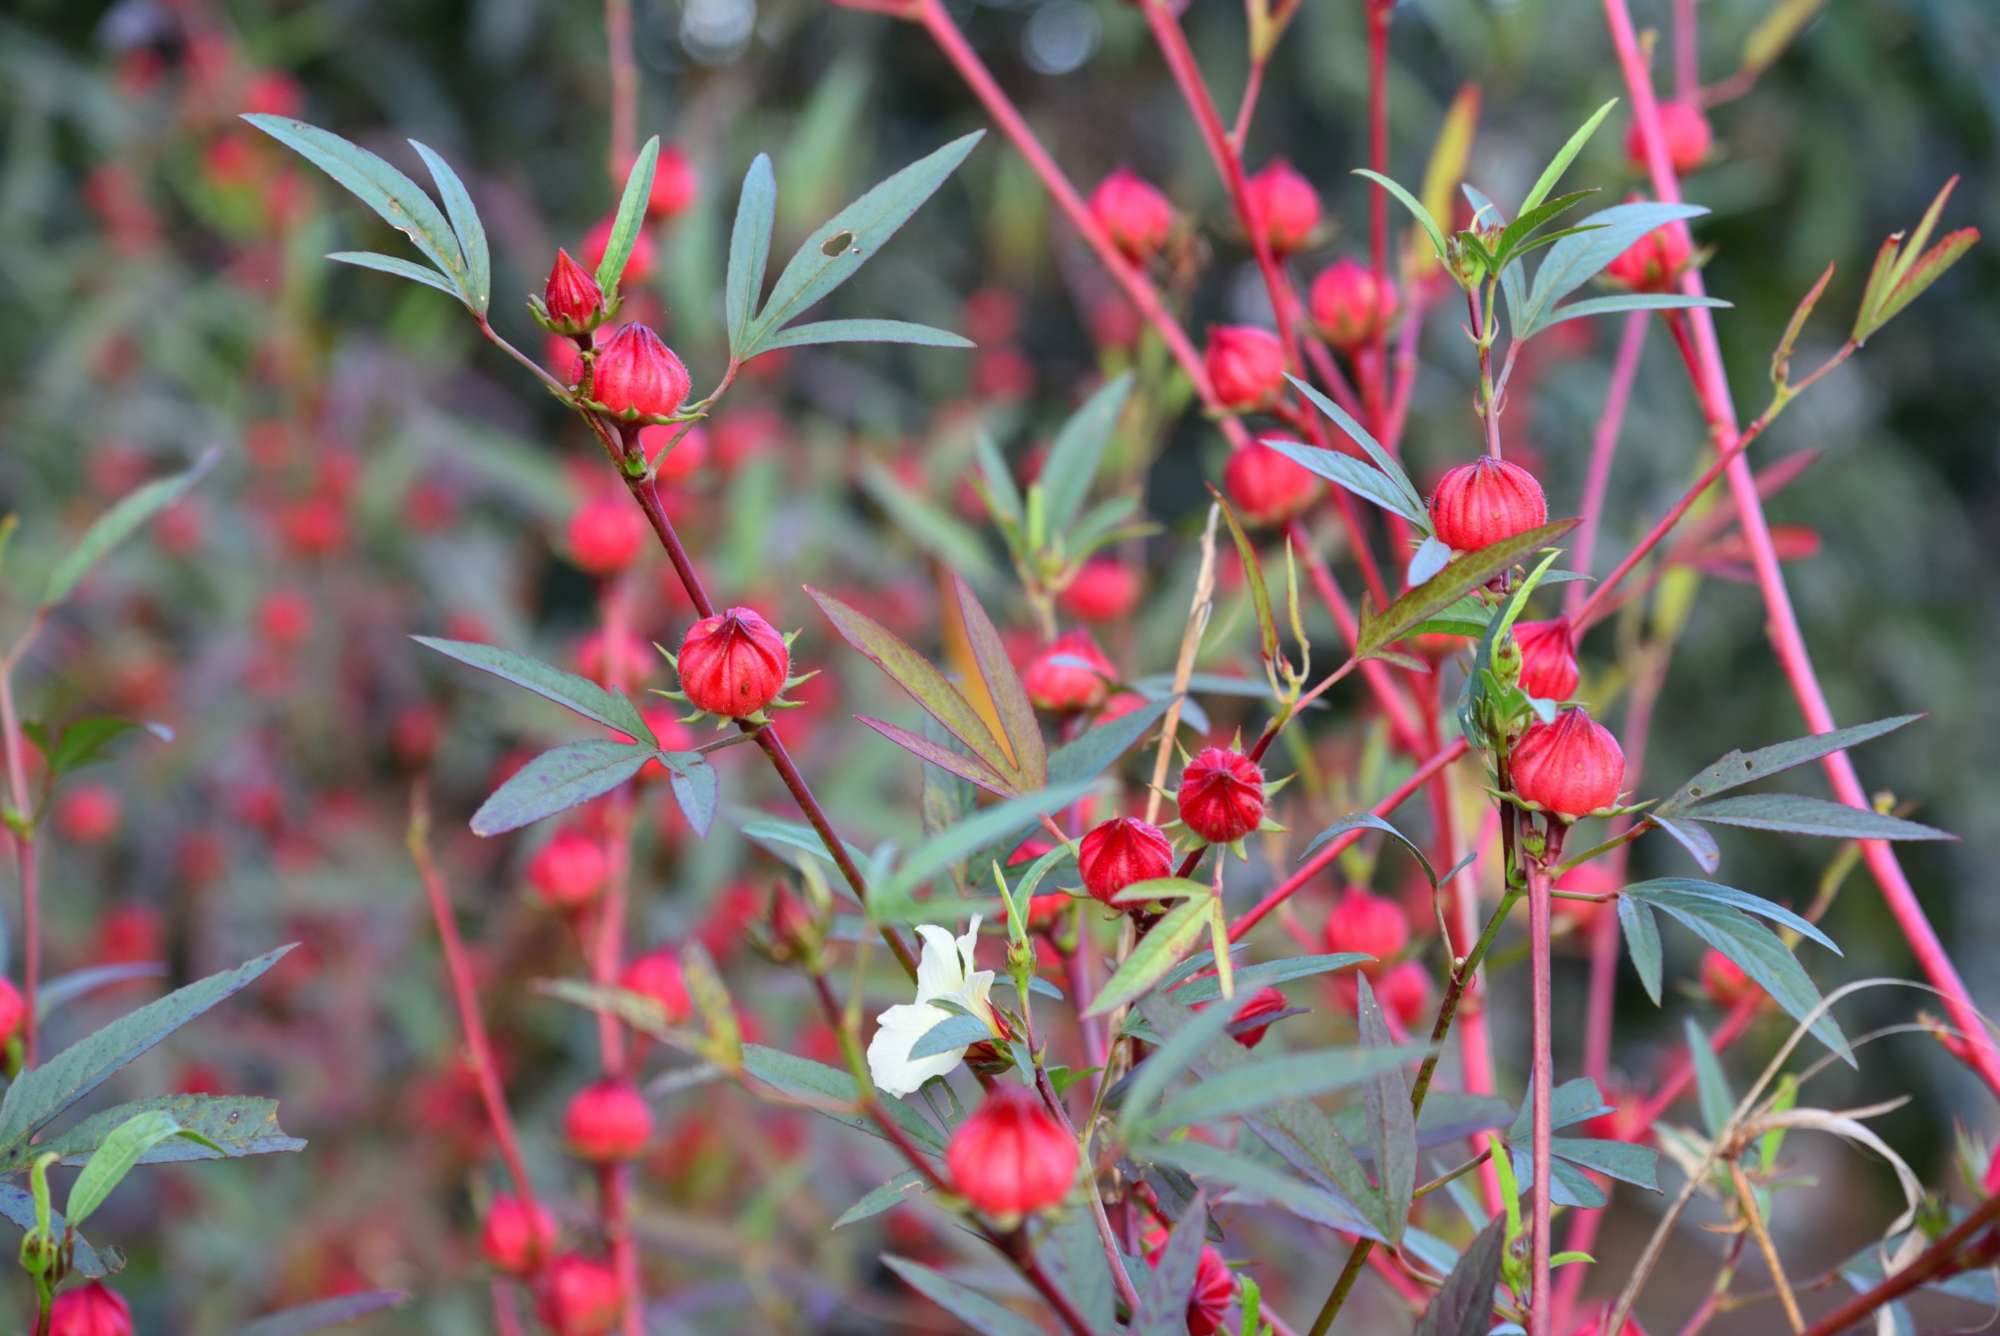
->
[3,0,1999,1333]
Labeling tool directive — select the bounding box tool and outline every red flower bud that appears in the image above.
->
[48,1282,132,1336]
[564,1078,654,1161]
[1205,325,1287,410]
[584,214,655,286]
[946,1083,1079,1219]
[543,248,605,329]
[1699,947,1760,1009]
[1023,630,1116,712]
[1224,443,1322,527]
[589,323,691,421]
[1178,747,1265,844]
[1225,985,1288,1048]
[1089,168,1175,264]
[1511,708,1624,818]
[1187,1246,1237,1336]
[1604,212,1694,293]
[1514,619,1579,700]
[620,949,693,1025]
[0,977,22,1046]
[678,606,790,717]
[55,783,122,845]
[481,1194,557,1275]
[1310,258,1399,351]
[1984,1144,2000,1197]
[565,492,647,576]
[1058,558,1142,623]
[644,143,698,220]
[528,829,608,911]
[1245,158,1320,257]
[1625,101,1712,176]
[1324,888,1409,976]
[1554,860,1619,931]
[1331,959,1433,1030]
[1078,816,1174,906]
[1428,456,1548,552]
[536,1254,623,1336]
[257,587,313,651]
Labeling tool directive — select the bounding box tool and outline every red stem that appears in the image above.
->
[1565,312,1648,617]
[1526,860,1554,1336]
[0,664,40,1066]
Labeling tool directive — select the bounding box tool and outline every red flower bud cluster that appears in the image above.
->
[542,248,606,334]
[678,607,790,718]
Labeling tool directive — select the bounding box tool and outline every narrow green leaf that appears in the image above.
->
[1867,228,1978,336]
[1413,1214,1508,1336]
[1212,487,1279,664]
[1521,202,1707,335]
[831,1169,928,1229]
[1262,439,1428,529]
[664,752,718,838]
[1618,895,1664,1004]
[751,131,985,344]
[242,115,466,293]
[1686,794,1951,842]
[408,140,489,312]
[1650,899,1848,1057]
[1358,518,1579,658]
[1534,293,1730,331]
[1651,813,1721,873]
[1519,99,1618,217]
[755,318,972,352]
[1354,168,1450,263]
[1120,998,1245,1125]
[875,782,1091,911]
[1495,188,1600,260]
[1284,375,1428,522]
[1047,695,1175,786]
[0,1187,112,1277]
[42,717,163,779]
[1152,1042,1427,1130]
[858,716,1014,795]
[1508,1078,1612,1139]
[1039,373,1134,537]
[34,963,166,1021]
[1147,1140,1383,1238]
[1684,1018,1734,1138]
[470,740,654,837]
[1171,953,1372,1005]
[806,587,1017,784]
[1623,878,1837,953]
[1088,896,1212,1017]
[0,947,292,1150]
[882,1256,1047,1336]
[326,250,461,297]
[1771,262,1837,387]
[857,462,996,580]
[24,1095,300,1172]
[909,1012,995,1060]
[234,1291,410,1336]
[43,450,218,606]
[1658,715,1921,814]
[412,636,652,741]
[1298,813,1439,888]
[1356,976,1417,1241]
[597,135,659,295]
[725,154,778,355]
[953,574,1048,789]
[740,1044,946,1152]
[66,1111,221,1227]
[974,432,1023,529]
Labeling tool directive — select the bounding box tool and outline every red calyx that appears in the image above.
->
[1205,325,1287,410]
[1310,257,1400,352]
[1225,985,1288,1048]
[48,1282,133,1336]
[563,1078,654,1162]
[1186,1246,1237,1336]
[1513,618,1580,701]
[565,492,647,576]
[945,1083,1079,1219]
[1323,888,1409,977]
[1022,630,1116,712]
[543,248,605,332]
[481,1194,557,1275]
[1510,707,1625,818]
[1058,557,1142,624]
[620,949,693,1025]
[536,1254,623,1336]
[1428,456,1548,552]
[1626,100,1712,176]
[1089,168,1175,265]
[1245,158,1321,257]
[1224,442,1322,527]
[1078,816,1174,907]
[589,323,691,422]
[1700,947,1760,1009]
[528,829,608,911]
[678,607,790,718]
[1178,746,1266,844]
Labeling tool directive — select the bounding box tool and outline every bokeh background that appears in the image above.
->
[1,0,1996,1330]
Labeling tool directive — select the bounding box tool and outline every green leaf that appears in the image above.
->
[35,963,167,1021]
[750,131,985,346]
[806,587,1017,785]
[597,135,659,295]
[412,636,652,741]
[1508,1077,1612,1138]
[831,1169,928,1229]
[1262,439,1428,529]
[234,1291,411,1336]
[537,978,678,1038]
[1213,488,1279,665]
[1414,1213,1508,1336]
[1358,518,1578,659]
[952,574,1048,789]
[242,115,467,297]
[1533,292,1730,331]
[42,716,165,779]
[1283,375,1429,524]
[1495,188,1600,260]
[1518,99,1618,217]
[1353,169,1450,264]
[43,450,219,606]
[1038,373,1134,538]
[1618,894,1664,1004]
[1650,899,1849,1058]
[974,432,1023,530]
[664,753,718,838]
[1356,976,1417,1242]
[408,140,489,313]
[725,154,778,355]
[326,250,461,297]
[0,1186,113,1277]
[1120,998,1245,1125]
[1622,878,1837,953]
[1087,895,1212,1017]
[858,716,1013,795]
[1520,202,1708,335]
[1146,1140,1383,1239]
[1047,695,1174,786]
[1170,953,1372,1005]
[756,319,973,352]
[1151,1042,1428,1131]
[1298,813,1439,888]
[882,1256,1047,1336]
[0,947,291,1150]
[1686,793,1950,842]
[470,740,654,837]
[1863,227,1977,341]
[876,782,1091,913]
[1657,715,1921,814]
[909,1012,995,1060]
[1651,813,1721,872]
[856,463,996,582]
[1685,1018,1735,1138]
[25,1094,300,1172]
[66,1110,222,1227]
[740,1044,946,1152]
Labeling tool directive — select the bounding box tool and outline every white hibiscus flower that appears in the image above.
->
[866,917,998,1097]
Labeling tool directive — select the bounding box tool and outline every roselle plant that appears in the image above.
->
[3,0,1995,1333]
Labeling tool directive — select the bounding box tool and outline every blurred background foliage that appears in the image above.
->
[0,0,1996,1330]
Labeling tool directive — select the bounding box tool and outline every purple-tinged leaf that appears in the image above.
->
[1772,261,1836,388]
[1624,878,1838,953]
[1650,899,1849,1059]
[1413,1213,1507,1336]
[881,1256,1044,1336]
[1656,714,1921,814]
[952,574,1047,788]
[1356,976,1417,1241]
[469,740,654,837]
[1134,1193,1208,1336]
[1687,793,1950,842]
[857,715,1014,795]
[1869,227,1978,335]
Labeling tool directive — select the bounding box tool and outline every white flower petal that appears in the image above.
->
[913,923,967,1000]
[867,1001,965,1097]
